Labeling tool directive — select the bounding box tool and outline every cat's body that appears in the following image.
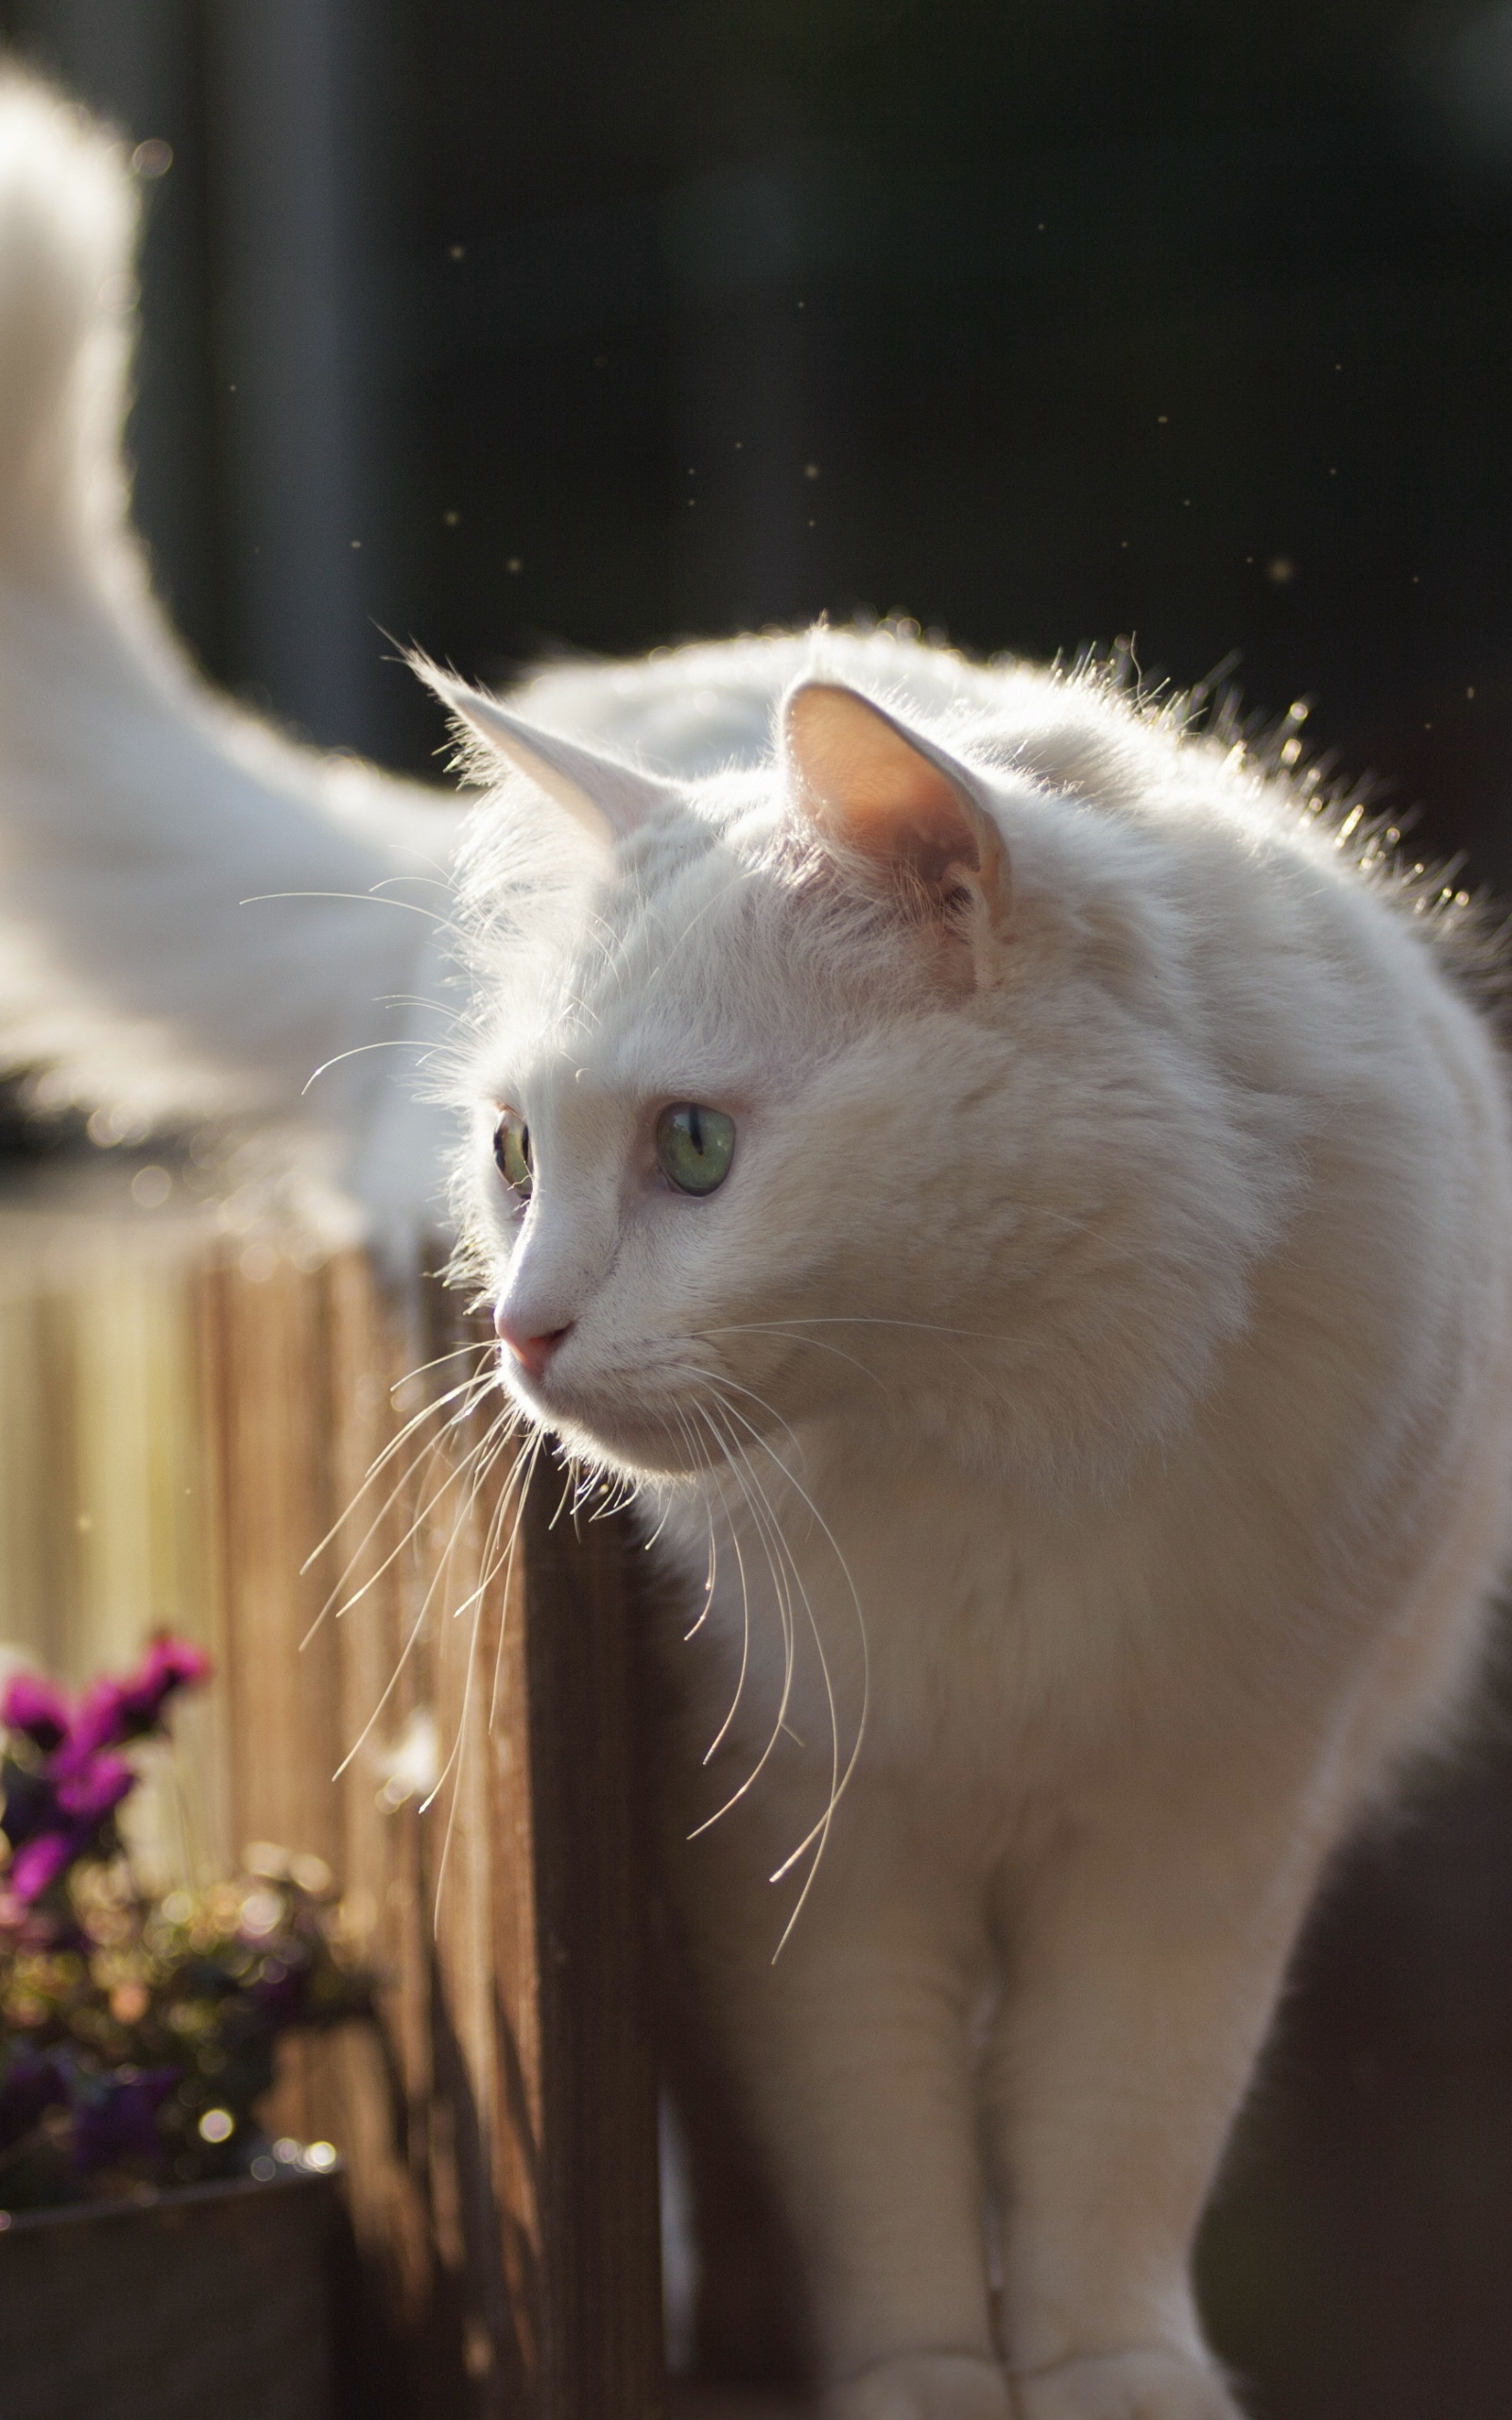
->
[440,639,1512,2420]
[2,78,1511,2420]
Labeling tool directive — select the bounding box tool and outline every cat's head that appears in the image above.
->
[428,658,1287,1495]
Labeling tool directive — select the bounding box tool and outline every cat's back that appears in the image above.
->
[509,623,1500,1061]
[510,624,1022,776]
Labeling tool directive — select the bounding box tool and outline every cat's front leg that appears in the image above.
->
[984,1757,1337,2420]
[1005,2351,1238,2420]
[823,2353,1014,2420]
[670,1783,1013,2420]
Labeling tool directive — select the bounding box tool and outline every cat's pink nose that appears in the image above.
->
[494,1308,572,1381]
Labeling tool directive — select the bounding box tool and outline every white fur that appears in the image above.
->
[453,649,1512,2418]
[0,77,461,1239]
[2,76,1511,2420]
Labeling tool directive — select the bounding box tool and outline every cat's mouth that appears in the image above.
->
[497,1359,693,1478]
[498,1339,777,1481]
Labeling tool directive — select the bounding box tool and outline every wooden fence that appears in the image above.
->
[0,1167,664,2418]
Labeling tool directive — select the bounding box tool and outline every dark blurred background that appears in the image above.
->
[4,4,1512,2412]
[11,0,1512,865]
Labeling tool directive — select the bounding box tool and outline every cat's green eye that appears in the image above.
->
[656,1103,736,1196]
[493,1110,533,1199]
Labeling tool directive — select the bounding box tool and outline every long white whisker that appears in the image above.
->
[299,1379,507,1651]
[698,1305,1081,1340]
[703,1388,870,1953]
[638,1485,678,1550]
[438,1423,540,1653]
[487,1426,547,1733]
[390,1339,497,1392]
[301,1037,439,1094]
[317,1373,498,1559]
[692,1325,891,1394]
[701,1392,821,1816]
[667,1407,720,1640]
[547,1455,578,1530]
[425,1421,542,1912]
[694,1456,752,1754]
[309,1392,509,1634]
[301,1364,499,1572]
[427,1491,506,1915]
[636,1404,707,1545]
[330,1408,523,1777]
[240,890,447,922]
[685,1499,717,1642]
[684,1395,799,1830]
[666,1361,803,1456]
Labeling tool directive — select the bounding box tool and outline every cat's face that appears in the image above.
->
[446,676,1027,1478]
[437,668,1289,1492]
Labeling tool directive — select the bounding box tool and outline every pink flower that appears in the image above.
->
[117,1636,213,1726]
[53,1637,213,1778]
[0,1671,72,1754]
[1,1641,211,1903]
[9,1831,74,1903]
[55,1754,132,1828]
[5,1757,132,1905]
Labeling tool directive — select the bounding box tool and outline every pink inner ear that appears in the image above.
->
[785,683,987,882]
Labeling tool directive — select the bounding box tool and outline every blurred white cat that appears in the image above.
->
[2,79,1510,2420]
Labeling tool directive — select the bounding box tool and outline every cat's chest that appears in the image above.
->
[652,1452,1149,1794]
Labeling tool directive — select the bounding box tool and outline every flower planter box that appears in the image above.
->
[0,2166,336,2420]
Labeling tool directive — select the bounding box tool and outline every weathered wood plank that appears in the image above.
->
[524,1479,664,2416]
[0,1193,665,2418]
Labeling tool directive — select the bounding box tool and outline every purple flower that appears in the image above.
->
[0,2050,68,2152]
[5,1756,132,1904]
[55,1638,213,1778]
[128,1635,213,1711]
[71,2069,176,2173]
[8,1831,74,1903]
[55,1753,132,1827]
[1,1643,210,1904]
[0,1672,72,1754]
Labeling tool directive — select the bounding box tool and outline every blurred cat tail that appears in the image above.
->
[0,71,462,1247]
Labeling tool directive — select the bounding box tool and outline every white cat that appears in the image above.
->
[427,651,1512,2420]
[3,78,1511,2420]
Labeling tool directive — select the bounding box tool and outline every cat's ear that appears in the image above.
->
[417,663,673,848]
[782,682,1009,938]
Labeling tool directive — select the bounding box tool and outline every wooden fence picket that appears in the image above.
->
[0,1182,664,2418]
